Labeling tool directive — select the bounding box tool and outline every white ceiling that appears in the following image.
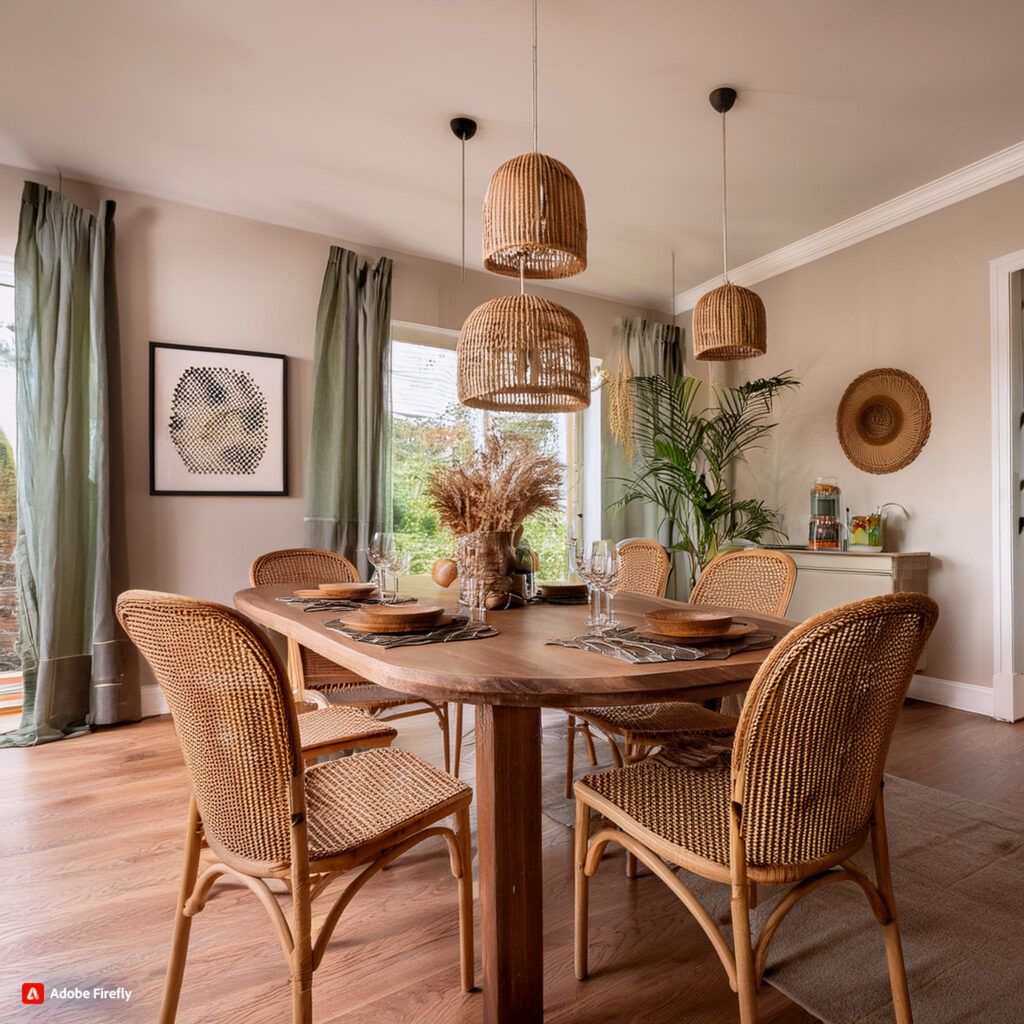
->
[3,0,1024,309]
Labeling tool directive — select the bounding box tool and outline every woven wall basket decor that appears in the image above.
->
[836,368,931,474]
[456,294,590,412]
[481,152,587,280]
[692,282,767,360]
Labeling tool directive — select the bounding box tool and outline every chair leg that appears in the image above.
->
[566,715,576,799]
[581,721,598,765]
[440,703,452,773]
[872,790,913,1024]
[730,881,758,1024]
[159,797,203,1024]
[290,859,313,1024]
[453,702,465,778]
[454,806,475,992]
[574,792,591,980]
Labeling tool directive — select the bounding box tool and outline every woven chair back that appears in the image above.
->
[249,547,360,586]
[615,539,670,598]
[732,593,938,872]
[250,548,361,687]
[116,591,301,868]
[690,548,796,617]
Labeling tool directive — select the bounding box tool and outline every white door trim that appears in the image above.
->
[990,248,1024,721]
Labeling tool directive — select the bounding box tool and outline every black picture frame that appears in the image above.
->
[149,341,288,496]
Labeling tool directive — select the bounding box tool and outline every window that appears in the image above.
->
[0,271,17,685]
[390,323,575,581]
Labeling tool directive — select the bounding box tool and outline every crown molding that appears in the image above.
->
[675,138,1024,314]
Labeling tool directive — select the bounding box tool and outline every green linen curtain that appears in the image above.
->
[2,182,134,747]
[304,246,393,579]
[600,316,687,598]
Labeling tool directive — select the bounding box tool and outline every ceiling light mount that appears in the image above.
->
[449,116,478,142]
[708,86,737,115]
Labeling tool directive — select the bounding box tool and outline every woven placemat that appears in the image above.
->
[324,614,498,648]
[547,625,777,664]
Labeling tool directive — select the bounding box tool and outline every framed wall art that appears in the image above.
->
[149,342,288,495]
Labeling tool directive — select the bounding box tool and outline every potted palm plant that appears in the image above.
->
[615,372,799,591]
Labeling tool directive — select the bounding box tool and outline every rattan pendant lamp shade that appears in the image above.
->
[693,87,767,361]
[457,294,589,411]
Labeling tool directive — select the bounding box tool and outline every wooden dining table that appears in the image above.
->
[235,578,795,1024]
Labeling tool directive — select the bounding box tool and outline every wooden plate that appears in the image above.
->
[354,604,444,627]
[319,582,377,598]
[340,612,457,635]
[293,588,329,599]
[635,622,758,644]
[538,583,588,599]
[645,609,733,637]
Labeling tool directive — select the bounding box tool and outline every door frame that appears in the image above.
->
[990,247,1024,720]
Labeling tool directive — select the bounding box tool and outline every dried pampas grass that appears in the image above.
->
[428,430,563,535]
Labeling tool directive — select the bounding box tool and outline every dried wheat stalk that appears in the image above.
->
[428,430,564,534]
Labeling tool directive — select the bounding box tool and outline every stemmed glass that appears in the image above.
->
[366,531,396,602]
[387,550,412,605]
[591,539,621,628]
[569,538,604,629]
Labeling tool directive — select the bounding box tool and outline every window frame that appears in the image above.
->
[0,256,20,695]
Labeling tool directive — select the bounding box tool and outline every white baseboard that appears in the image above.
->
[140,684,169,718]
[993,672,1024,722]
[907,674,995,718]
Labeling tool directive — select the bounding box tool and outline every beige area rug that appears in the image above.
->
[541,715,1024,1024]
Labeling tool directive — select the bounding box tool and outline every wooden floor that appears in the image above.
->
[1,700,1020,1023]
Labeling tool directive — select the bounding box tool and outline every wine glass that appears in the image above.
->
[573,551,604,629]
[387,550,412,605]
[591,539,621,628]
[366,531,396,602]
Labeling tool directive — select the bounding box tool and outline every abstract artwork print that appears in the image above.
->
[150,343,287,495]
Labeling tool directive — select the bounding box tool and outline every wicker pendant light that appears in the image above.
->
[480,0,587,280]
[693,87,767,361]
[457,292,589,412]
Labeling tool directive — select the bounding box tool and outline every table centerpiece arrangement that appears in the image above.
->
[428,430,563,609]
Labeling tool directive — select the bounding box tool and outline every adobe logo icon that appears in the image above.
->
[22,983,45,1004]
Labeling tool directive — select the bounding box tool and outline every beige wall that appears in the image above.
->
[0,162,654,702]
[705,176,1024,688]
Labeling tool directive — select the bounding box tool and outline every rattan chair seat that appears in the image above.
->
[314,683,417,709]
[305,748,470,861]
[296,705,397,749]
[576,702,736,742]
[577,758,732,870]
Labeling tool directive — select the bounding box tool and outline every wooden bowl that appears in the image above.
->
[293,588,328,599]
[340,612,455,635]
[644,609,734,638]
[319,582,375,598]
[319,582,377,599]
[355,604,444,628]
[538,582,588,599]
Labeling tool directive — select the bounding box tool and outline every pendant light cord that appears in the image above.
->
[460,136,466,281]
[720,111,729,284]
[532,0,538,152]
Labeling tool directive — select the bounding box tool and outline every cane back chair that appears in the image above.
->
[250,548,458,774]
[571,549,798,776]
[563,539,671,797]
[116,591,474,1024]
[574,592,938,1024]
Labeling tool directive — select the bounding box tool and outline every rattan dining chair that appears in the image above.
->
[571,549,798,773]
[116,591,474,1024]
[574,593,937,1024]
[250,548,458,774]
[563,538,672,797]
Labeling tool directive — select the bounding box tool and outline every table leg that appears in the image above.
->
[475,704,544,1024]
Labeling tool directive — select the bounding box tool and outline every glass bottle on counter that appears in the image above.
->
[808,476,843,549]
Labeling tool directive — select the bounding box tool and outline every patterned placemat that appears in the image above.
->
[546,624,778,664]
[324,614,498,648]
[278,595,417,613]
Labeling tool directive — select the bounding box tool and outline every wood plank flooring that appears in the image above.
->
[1,699,1019,1023]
